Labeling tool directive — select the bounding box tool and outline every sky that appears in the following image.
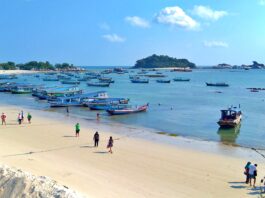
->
[0,0,265,66]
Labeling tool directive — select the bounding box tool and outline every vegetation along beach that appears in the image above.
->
[1,0,265,198]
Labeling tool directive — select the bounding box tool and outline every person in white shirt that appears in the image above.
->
[248,164,258,187]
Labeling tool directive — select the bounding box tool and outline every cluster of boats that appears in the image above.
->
[129,75,191,84]
[0,80,148,115]
[39,72,116,87]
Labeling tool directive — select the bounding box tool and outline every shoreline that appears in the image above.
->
[0,104,265,197]
[0,70,40,75]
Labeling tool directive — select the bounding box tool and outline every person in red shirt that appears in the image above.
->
[1,113,6,125]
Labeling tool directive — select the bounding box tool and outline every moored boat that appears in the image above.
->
[106,104,148,115]
[173,78,190,82]
[49,91,108,107]
[131,79,149,83]
[217,107,242,128]
[206,82,229,87]
[87,82,110,87]
[156,79,171,83]
[61,80,80,85]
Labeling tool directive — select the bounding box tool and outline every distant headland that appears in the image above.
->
[133,54,196,69]
[0,61,82,71]
[213,61,265,69]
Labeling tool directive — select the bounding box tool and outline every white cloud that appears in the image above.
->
[102,34,125,43]
[125,16,150,28]
[203,41,229,48]
[99,23,110,31]
[193,6,228,21]
[259,0,265,5]
[155,6,199,30]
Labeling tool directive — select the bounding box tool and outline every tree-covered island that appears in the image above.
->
[134,54,196,69]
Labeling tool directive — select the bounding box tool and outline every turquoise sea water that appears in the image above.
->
[1,68,265,149]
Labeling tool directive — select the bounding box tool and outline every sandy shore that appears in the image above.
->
[0,105,264,198]
[0,70,38,75]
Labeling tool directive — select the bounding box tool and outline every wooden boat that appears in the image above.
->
[49,91,108,107]
[106,104,148,115]
[206,82,229,87]
[87,82,110,87]
[87,98,130,110]
[144,74,166,78]
[131,79,149,83]
[98,77,114,83]
[61,80,80,85]
[173,78,190,82]
[43,77,59,81]
[217,107,242,128]
[170,68,192,72]
[11,86,33,94]
[156,79,171,83]
[34,87,83,100]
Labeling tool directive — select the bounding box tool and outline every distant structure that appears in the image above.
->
[212,61,265,70]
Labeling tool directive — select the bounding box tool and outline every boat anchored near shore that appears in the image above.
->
[217,107,242,128]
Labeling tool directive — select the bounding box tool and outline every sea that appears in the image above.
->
[1,68,265,149]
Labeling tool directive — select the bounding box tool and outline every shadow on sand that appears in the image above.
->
[62,135,76,138]
[93,151,109,154]
[228,181,265,197]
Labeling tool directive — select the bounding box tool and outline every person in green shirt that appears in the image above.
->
[27,113,32,124]
[75,123,80,137]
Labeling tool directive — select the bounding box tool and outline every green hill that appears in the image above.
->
[134,54,196,68]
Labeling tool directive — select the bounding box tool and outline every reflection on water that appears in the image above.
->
[217,124,241,145]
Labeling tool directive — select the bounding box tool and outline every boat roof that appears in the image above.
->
[56,91,107,100]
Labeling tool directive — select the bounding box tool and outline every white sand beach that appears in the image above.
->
[0,105,264,198]
[0,70,38,75]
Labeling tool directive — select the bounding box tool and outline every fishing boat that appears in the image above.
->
[173,78,190,82]
[0,82,16,92]
[144,74,166,78]
[206,82,229,87]
[49,91,108,107]
[131,79,149,83]
[86,98,130,110]
[98,77,114,83]
[87,81,110,87]
[156,79,171,83]
[61,80,80,85]
[11,86,34,94]
[106,104,148,115]
[34,87,83,100]
[217,107,242,128]
[43,77,59,81]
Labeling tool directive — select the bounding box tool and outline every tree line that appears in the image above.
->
[0,61,77,70]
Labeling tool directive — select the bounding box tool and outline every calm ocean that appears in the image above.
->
[1,68,265,149]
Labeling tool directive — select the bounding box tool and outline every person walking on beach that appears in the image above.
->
[93,131,99,147]
[107,136,113,153]
[21,110,24,122]
[27,113,32,124]
[75,123,80,137]
[249,164,258,187]
[96,113,100,120]
[1,113,6,125]
[244,162,251,184]
[66,107,69,115]
[18,113,22,125]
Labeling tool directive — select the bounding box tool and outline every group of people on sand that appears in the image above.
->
[244,162,258,188]
[1,111,32,126]
[75,123,114,153]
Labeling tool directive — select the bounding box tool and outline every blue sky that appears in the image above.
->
[0,0,265,66]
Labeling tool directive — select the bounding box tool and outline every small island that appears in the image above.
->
[133,54,196,69]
